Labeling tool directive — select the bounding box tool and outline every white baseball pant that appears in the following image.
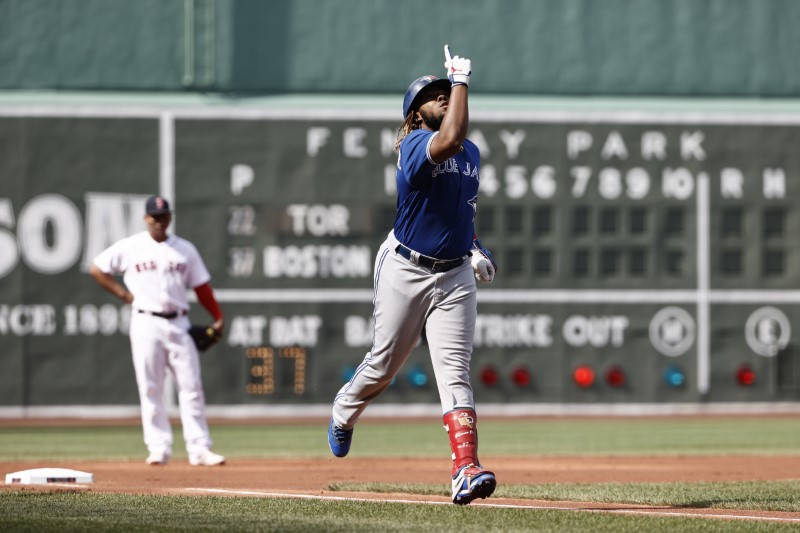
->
[129,312,213,456]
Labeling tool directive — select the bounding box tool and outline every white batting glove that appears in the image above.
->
[444,44,471,87]
[471,238,497,283]
[471,254,495,283]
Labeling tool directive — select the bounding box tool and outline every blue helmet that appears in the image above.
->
[402,75,451,118]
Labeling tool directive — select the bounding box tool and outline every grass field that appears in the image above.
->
[2,417,797,460]
[1,416,798,531]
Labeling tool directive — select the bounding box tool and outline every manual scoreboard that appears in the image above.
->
[173,112,800,404]
[0,106,798,406]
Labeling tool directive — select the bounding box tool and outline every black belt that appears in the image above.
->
[395,244,468,273]
[137,309,187,319]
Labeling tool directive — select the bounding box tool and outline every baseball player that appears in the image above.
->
[89,195,226,466]
[328,45,498,505]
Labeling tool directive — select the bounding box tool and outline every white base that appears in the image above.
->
[5,467,93,484]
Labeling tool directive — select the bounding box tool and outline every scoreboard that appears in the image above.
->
[0,102,799,408]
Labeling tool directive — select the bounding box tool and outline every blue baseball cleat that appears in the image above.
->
[328,418,353,458]
[451,464,496,505]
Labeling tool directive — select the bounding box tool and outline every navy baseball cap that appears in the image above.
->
[402,75,451,118]
[145,195,172,215]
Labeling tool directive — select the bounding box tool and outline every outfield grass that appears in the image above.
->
[0,417,797,461]
[0,417,798,531]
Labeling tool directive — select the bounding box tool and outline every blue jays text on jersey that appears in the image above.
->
[394,129,481,260]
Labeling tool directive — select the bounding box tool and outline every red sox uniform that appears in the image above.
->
[90,196,224,466]
[328,46,497,505]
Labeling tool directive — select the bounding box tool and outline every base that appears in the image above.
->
[5,467,94,484]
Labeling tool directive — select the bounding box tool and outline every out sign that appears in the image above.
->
[562,315,629,347]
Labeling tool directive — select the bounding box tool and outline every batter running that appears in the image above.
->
[328,45,498,505]
[89,195,225,467]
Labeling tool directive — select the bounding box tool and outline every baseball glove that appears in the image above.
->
[188,324,222,352]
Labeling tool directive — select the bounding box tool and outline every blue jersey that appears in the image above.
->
[394,129,480,259]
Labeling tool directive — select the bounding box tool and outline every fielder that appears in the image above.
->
[89,195,226,466]
[328,45,498,505]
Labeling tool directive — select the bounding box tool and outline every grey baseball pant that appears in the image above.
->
[332,231,477,429]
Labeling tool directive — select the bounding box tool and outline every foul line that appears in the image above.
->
[184,488,800,524]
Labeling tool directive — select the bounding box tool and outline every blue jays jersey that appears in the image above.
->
[394,129,480,259]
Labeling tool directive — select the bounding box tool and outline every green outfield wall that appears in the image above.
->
[2,0,800,96]
[0,99,798,407]
[2,0,799,410]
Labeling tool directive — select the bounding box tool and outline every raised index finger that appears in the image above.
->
[444,44,452,63]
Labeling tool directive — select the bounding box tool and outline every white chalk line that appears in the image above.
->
[184,487,800,524]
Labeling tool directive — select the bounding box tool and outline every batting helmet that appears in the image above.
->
[402,75,452,118]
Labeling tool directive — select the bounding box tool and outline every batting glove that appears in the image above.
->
[444,44,471,87]
[471,238,497,283]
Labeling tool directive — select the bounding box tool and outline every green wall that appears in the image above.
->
[1,0,798,408]
[2,0,799,96]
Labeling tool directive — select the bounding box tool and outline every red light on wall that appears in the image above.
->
[736,364,756,386]
[510,366,531,387]
[480,366,499,387]
[573,365,595,388]
[605,365,625,388]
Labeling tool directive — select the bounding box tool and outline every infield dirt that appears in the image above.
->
[2,416,800,523]
[3,455,800,522]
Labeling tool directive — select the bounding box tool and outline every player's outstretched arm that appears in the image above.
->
[429,44,470,163]
[88,264,134,304]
